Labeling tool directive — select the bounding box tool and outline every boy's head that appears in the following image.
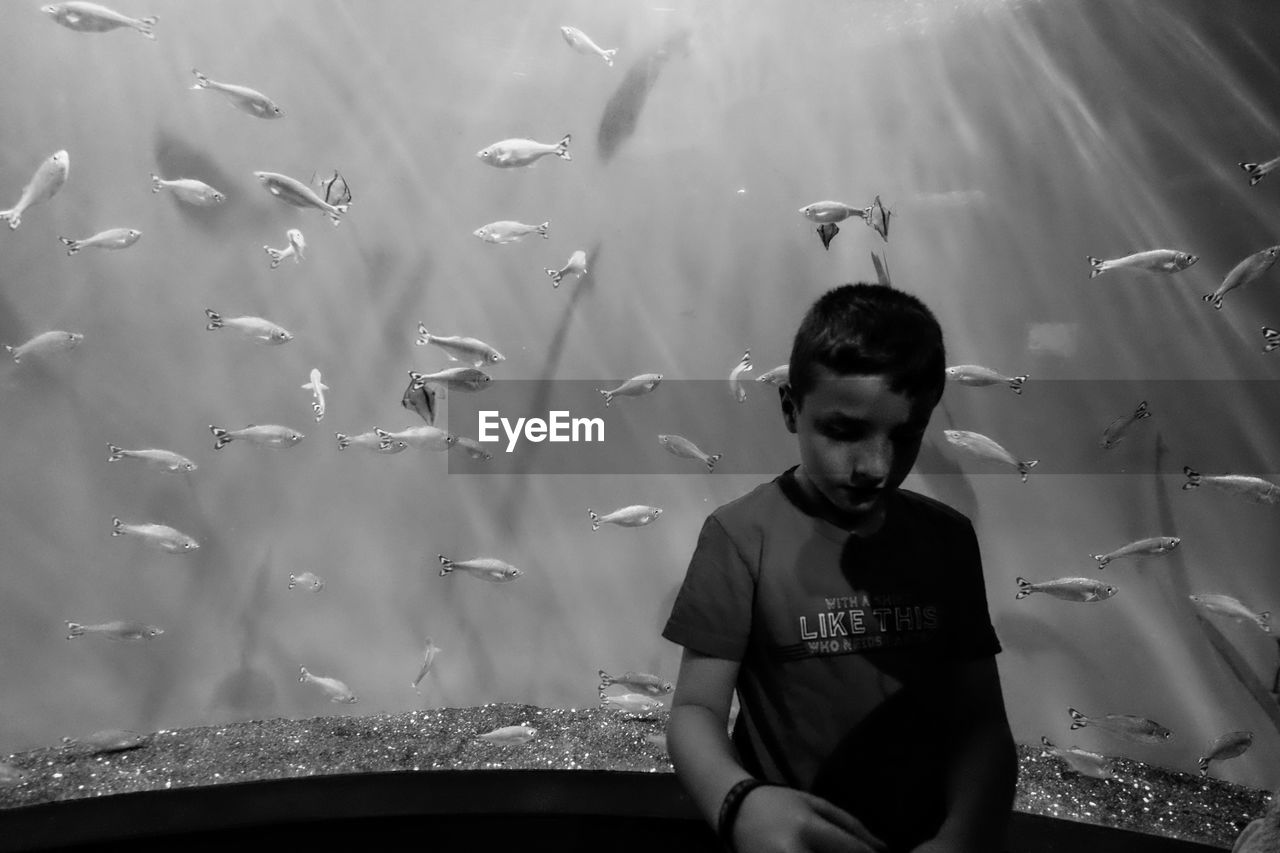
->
[780,283,946,532]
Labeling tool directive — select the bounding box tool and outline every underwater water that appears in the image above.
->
[1,0,1279,825]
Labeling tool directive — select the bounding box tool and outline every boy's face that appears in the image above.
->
[781,367,935,532]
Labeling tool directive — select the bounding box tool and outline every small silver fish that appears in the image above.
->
[335,430,408,454]
[599,691,665,714]
[1015,576,1116,603]
[1039,736,1114,780]
[416,323,505,367]
[1100,400,1151,449]
[1204,245,1280,310]
[4,330,83,363]
[437,555,523,583]
[1263,326,1280,353]
[477,724,537,745]
[473,220,550,243]
[598,373,662,406]
[1092,536,1179,568]
[254,171,347,225]
[412,637,442,690]
[402,373,437,424]
[451,436,493,461]
[863,195,890,241]
[190,68,283,118]
[111,517,199,553]
[1189,594,1271,634]
[302,368,328,421]
[728,349,753,403]
[1199,730,1252,777]
[299,666,357,704]
[798,200,862,224]
[943,429,1038,482]
[288,571,325,592]
[58,227,141,255]
[151,174,225,206]
[210,424,305,450]
[42,3,155,38]
[1182,466,1280,505]
[755,364,790,386]
[944,364,1027,395]
[375,425,454,451]
[545,249,587,287]
[65,620,163,641]
[476,135,571,168]
[1068,708,1172,744]
[205,309,293,344]
[0,149,69,229]
[63,729,150,754]
[1240,155,1280,187]
[560,26,617,65]
[589,506,663,531]
[410,367,492,393]
[0,762,25,787]
[264,228,305,269]
[659,434,722,473]
[1087,250,1198,278]
[598,669,673,695]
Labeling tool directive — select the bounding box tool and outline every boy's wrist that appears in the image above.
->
[717,777,774,852]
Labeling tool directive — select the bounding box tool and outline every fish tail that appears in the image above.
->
[107,444,125,462]
[1018,460,1038,482]
[1087,256,1105,278]
[1068,708,1087,730]
[111,517,125,536]
[137,15,157,38]
[555,134,571,161]
[1093,554,1110,568]
[602,49,616,66]
[204,308,222,330]
[598,670,614,689]
[210,425,232,450]
[438,555,454,577]
[329,204,349,226]
[312,403,323,422]
[598,690,610,708]
[1239,162,1262,186]
[1040,735,1055,749]
[1009,375,1027,395]
[1015,577,1033,599]
[299,666,309,683]
[0,209,20,230]
[1261,611,1272,633]
[1182,465,1201,489]
[706,453,723,473]
[537,221,550,238]
[59,236,80,255]
[415,322,430,346]
[190,68,209,89]
[288,574,298,589]
[3,344,14,363]
[1198,757,1210,777]
[150,174,163,193]
[66,622,84,639]
[545,268,563,287]
[264,245,284,269]
[1201,292,1220,309]
[598,389,612,407]
[335,433,349,450]
[1262,326,1280,353]
[588,508,600,531]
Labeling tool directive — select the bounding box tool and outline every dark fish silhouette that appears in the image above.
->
[864,195,890,241]
[311,169,352,207]
[401,371,436,425]
[597,30,690,163]
[817,222,839,250]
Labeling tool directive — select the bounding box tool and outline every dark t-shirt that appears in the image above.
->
[662,467,1001,849]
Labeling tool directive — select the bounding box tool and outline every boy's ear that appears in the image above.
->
[779,384,798,434]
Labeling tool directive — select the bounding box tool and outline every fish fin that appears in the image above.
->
[1040,736,1054,749]
[334,432,349,450]
[3,344,14,363]
[706,453,723,473]
[1015,577,1032,599]
[603,49,616,66]
[107,444,124,461]
[299,666,309,682]
[112,517,125,535]
[137,15,157,38]
[545,268,562,286]
[1198,757,1209,777]
[150,174,163,193]
[264,246,285,269]
[1182,466,1200,489]
[1262,326,1280,353]
[438,554,453,577]
[204,308,221,330]
[1009,375,1027,395]
[190,68,209,89]
[1134,401,1150,418]
[588,508,600,531]
[1087,256,1105,278]
[328,204,349,226]
[0,209,19,230]
[288,574,297,589]
[1068,708,1086,729]
[598,389,612,406]
[1018,460,1038,482]
[598,670,613,688]
[58,236,80,255]
[556,133,572,160]
[415,322,430,346]
[538,221,550,238]
[1093,554,1110,568]
[209,425,231,450]
[66,622,84,639]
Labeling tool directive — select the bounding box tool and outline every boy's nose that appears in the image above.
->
[851,438,893,485]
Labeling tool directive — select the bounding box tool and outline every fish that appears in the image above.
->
[599,691,665,714]
[264,228,305,269]
[63,730,150,753]
[437,554,523,583]
[0,762,25,787]
[1100,400,1151,449]
[944,365,1027,395]
[1068,708,1172,744]
[943,429,1038,482]
[151,174,225,206]
[65,620,163,641]
[598,373,662,406]
[476,135,571,168]
[58,227,141,255]
[1264,326,1280,353]
[816,222,839,250]
[210,424,305,450]
[1198,731,1253,777]
[412,637,442,690]
[299,666,357,704]
[107,446,198,473]
[659,434,722,473]
[1087,250,1198,278]
[451,436,493,461]
[288,571,325,592]
[1092,536,1180,568]
[41,3,156,38]
[190,68,283,118]
[863,195,890,241]
[1204,245,1280,309]
[598,669,673,695]
[402,373,437,424]
[1189,594,1271,634]
[1182,466,1280,505]
[588,505,663,531]
[312,170,352,207]
[560,26,617,65]
[204,308,294,345]
[755,364,790,386]
[728,350,753,402]
[473,220,550,243]
[301,368,328,421]
[410,367,492,393]
[1015,576,1117,603]
[798,201,863,224]
[253,171,348,225]
[375,425,454,451]
[111,517,199,553]
[1039,736,1115,780]
[0,150,69,229]
[4,330,83,363]
[477,724,537,745]
[1239,155,1280,187]
[335,430,408,453]
[415,323,505,367]
[545,249,588,287]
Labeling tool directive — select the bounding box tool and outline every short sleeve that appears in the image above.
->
[941,520,1002,660]
[661,515,755,661]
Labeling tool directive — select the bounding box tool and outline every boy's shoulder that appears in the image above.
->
[706,473,792,528]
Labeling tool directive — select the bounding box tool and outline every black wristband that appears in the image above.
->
[717,777,770,852]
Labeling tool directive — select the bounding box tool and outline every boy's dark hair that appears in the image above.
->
[788,282,946,406]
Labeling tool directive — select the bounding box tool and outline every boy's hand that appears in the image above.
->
[733,785,888,853]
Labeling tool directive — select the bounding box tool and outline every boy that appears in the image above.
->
[663,283,1016,853]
